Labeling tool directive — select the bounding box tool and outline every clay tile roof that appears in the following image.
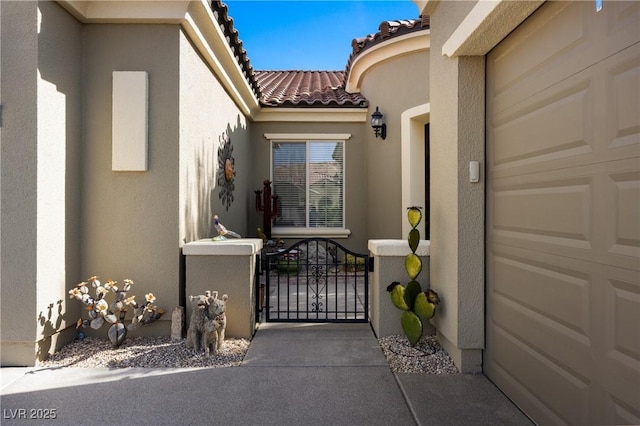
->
[210,1,261,98]
[345,16,429,77]
[210,1,425,109]
[255,70,368,108]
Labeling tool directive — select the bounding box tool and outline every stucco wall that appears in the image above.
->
[81,24,181,335]
[1,1,83,366]
[428,0,485,372]
[2,3,260,363]
[1,1,39,366]
[179,30,250,245]
[80,23,254,337]
[359,50,429,241]
[36,0,84,359]
[249,121,368,253]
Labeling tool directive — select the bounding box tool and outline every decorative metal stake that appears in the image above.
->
[255,179,278,239]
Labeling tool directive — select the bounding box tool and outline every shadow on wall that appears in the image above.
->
[183,116,247,242]
[184,140,215,242]
[37,300,67,361]
[32,1,83,361]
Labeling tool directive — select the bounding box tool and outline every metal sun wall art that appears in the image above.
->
[217,132,235,211]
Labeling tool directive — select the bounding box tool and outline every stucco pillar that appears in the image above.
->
[427,1,485,373]
[1,1,83,366]
[183,239,263,339]
[1,1,39,366]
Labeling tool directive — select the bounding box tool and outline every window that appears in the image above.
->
[269,135,348,236]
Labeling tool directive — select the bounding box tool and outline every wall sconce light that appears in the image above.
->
[371,106,387,140]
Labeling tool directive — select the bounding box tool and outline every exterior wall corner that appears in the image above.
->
[428,0,486,366]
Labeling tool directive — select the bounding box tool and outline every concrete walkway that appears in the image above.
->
[1,323,533,425]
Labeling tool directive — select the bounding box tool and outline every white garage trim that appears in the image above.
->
[442,0,544,57]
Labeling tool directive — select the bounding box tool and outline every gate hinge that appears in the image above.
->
[368,257,374,272]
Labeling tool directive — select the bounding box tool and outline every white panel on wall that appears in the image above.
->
[112,71,148,171]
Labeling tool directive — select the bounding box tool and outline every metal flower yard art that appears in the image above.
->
[69,276,165,347]
[387,207,440,346]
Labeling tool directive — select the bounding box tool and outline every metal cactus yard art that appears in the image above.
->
[255,179,278,239]
[387,207,440,347]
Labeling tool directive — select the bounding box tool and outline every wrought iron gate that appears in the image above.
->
[263,238,369,322]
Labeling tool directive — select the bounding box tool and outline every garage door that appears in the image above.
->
[486,1,640,424]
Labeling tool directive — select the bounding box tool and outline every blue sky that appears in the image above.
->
[225,1,420,71]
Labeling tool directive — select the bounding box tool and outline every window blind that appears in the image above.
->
[272,141,344,228]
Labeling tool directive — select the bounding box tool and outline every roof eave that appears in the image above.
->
[183,1,260,116]
[345,29,430,93]
[57,0,191,23]
[57,0,261,117]
[253,107,368,123]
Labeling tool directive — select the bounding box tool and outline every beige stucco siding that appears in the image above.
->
[36,0,84,357]
[359,51,429,241]
[2,3,261,364]
[179,30,250,244]
[81,24,181,333]
[1,1,40,365]
[428,0,485,372]
[1,1,83,365]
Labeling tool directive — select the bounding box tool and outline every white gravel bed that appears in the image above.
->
[379,334,459,374]
[36,336,250,369]
[36,333,456,373]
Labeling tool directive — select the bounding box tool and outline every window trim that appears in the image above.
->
[266,133,351,238]
[265,133,352,141]
[273,227,352,239]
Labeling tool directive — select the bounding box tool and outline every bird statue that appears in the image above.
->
[213,215,241,239]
